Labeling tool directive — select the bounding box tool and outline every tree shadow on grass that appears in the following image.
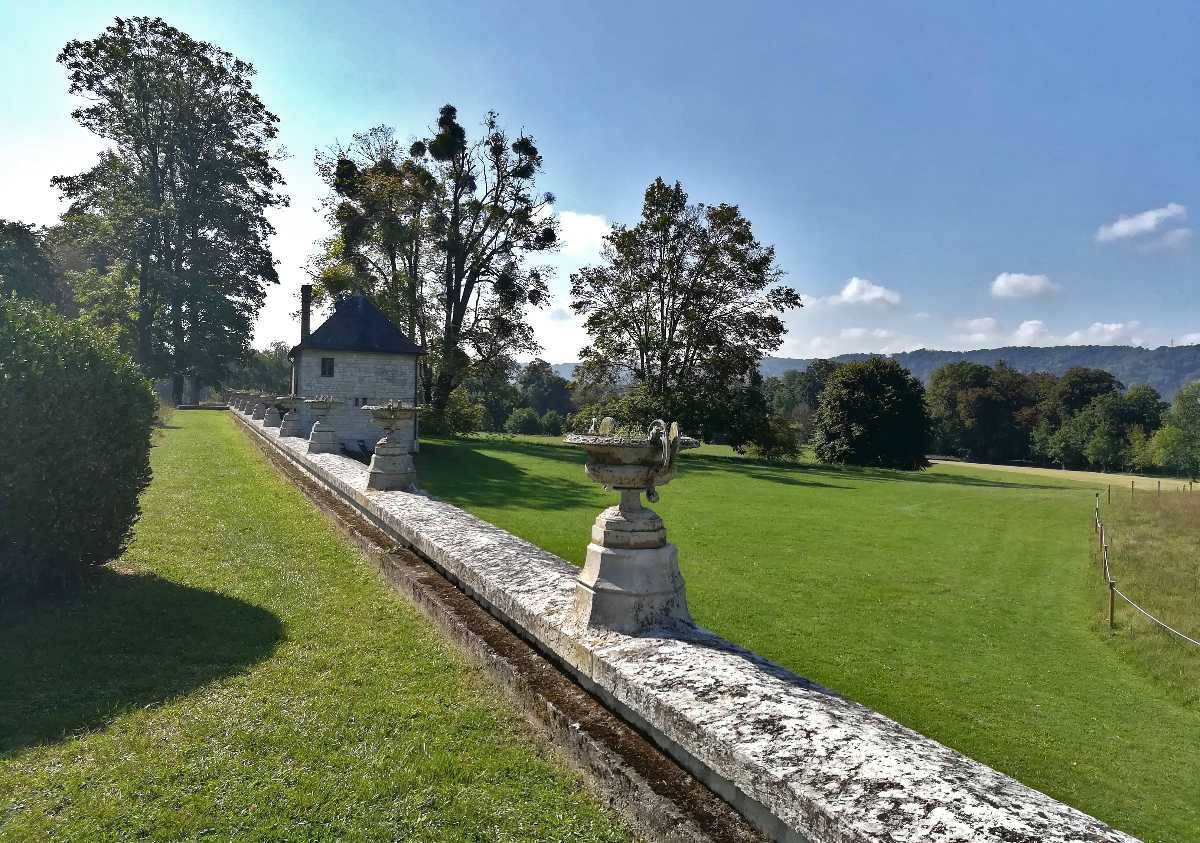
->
[679,452,1075,492]
[0,568,282,756]
[417,441,597,511]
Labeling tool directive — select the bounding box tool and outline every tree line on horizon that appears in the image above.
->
[767,359,1200,476]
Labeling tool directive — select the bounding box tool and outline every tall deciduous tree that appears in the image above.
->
[54,16,286,399]
[312,106,559,411]
[569,178,800,439]
[811,357,931,470]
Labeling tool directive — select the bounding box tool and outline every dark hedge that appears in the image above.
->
[1,297,157,600]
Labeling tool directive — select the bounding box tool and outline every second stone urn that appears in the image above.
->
[564,419,699,634]
[304,395,342,454]
[361,401,420,490]
[276,396,301,437]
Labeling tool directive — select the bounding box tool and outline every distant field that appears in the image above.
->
[418,433,1200,843]
[932,458,1196,493]
[1096,488,1200,706]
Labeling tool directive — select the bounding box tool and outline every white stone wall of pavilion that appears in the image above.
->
[292,349,420,451]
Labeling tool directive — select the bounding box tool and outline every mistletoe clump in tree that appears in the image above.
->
[53,17,286,400]
[312,106,559,411]
[569,178,801,443]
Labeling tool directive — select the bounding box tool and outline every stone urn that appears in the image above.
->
[304,395,342,454]
[251,393,267,420]
[362,401,420,490]
[563,418,699,634]
[263,397,282,428]
[276,396,301,437]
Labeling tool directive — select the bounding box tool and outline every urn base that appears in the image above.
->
[574,491,691,633]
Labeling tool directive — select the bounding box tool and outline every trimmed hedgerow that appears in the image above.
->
[0,297,156,600]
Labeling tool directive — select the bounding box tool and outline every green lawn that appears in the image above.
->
[418,434,1200,843]
[0,414,628,842]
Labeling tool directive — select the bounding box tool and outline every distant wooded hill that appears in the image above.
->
[759,345,1200,398]
[551,345,1200,398]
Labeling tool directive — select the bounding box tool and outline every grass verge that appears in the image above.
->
[0,414,628,842]
[1096,488,1200,706]
[418,433,1200,843]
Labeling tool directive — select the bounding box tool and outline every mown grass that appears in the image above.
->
[0,414,628,842]
[418,433,1200,843]
[1096,488,1200,706]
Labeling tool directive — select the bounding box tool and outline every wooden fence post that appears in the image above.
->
[1107,484,1111,504]
[1108,578,1116,632]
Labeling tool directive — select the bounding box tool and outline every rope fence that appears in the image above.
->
[1092,493,1200,647]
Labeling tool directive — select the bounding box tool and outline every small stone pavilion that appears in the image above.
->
[289,284,424,452]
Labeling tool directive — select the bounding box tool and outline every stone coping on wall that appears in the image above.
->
[229,409,1138,843]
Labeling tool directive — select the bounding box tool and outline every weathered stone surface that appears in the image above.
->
[231,409,1139,843]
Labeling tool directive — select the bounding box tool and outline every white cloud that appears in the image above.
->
[951,316,1002,345]
[1140,227,1194,252]
[557,210,610,259]
[1180,333,1200,345]
[840,327,894,340]
[806,276,902,308]
[1062,321,1143,345]
[1012,320,1051,344]
[1095,203,1186,242]
[991,272,1058,299]
[912,311,932,320]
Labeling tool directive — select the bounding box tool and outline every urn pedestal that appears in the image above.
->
[263,402,282,427]
[362,402,421,491]
[305,397,342,454]
[565,420,698,634]
[277,396,301,437]
[251,397,266,420]
[575,487,690,633]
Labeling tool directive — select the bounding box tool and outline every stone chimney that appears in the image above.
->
[300,284,312,342]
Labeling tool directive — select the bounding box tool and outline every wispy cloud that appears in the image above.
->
[806,277,902,308]
[951,316,1002,345]
[991,272,1058,299]
[1139,227,1194,252]
[840,327,894,340]
[1095,203,1186,242]
[1180,333,1200,345]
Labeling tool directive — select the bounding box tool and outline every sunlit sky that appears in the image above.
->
[3,0,1199,362]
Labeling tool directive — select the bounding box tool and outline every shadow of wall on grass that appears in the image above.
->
[0,568,282,756]
[416,441,599,511]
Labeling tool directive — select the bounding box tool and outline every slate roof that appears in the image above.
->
[292,293,424,356]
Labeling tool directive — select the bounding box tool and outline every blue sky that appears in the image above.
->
[3,0,1198,361]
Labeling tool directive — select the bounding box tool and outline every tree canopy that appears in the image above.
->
[811,357,931,470]
[569,178,800,441]
[311,106,559,412]
[54,16,286,399]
